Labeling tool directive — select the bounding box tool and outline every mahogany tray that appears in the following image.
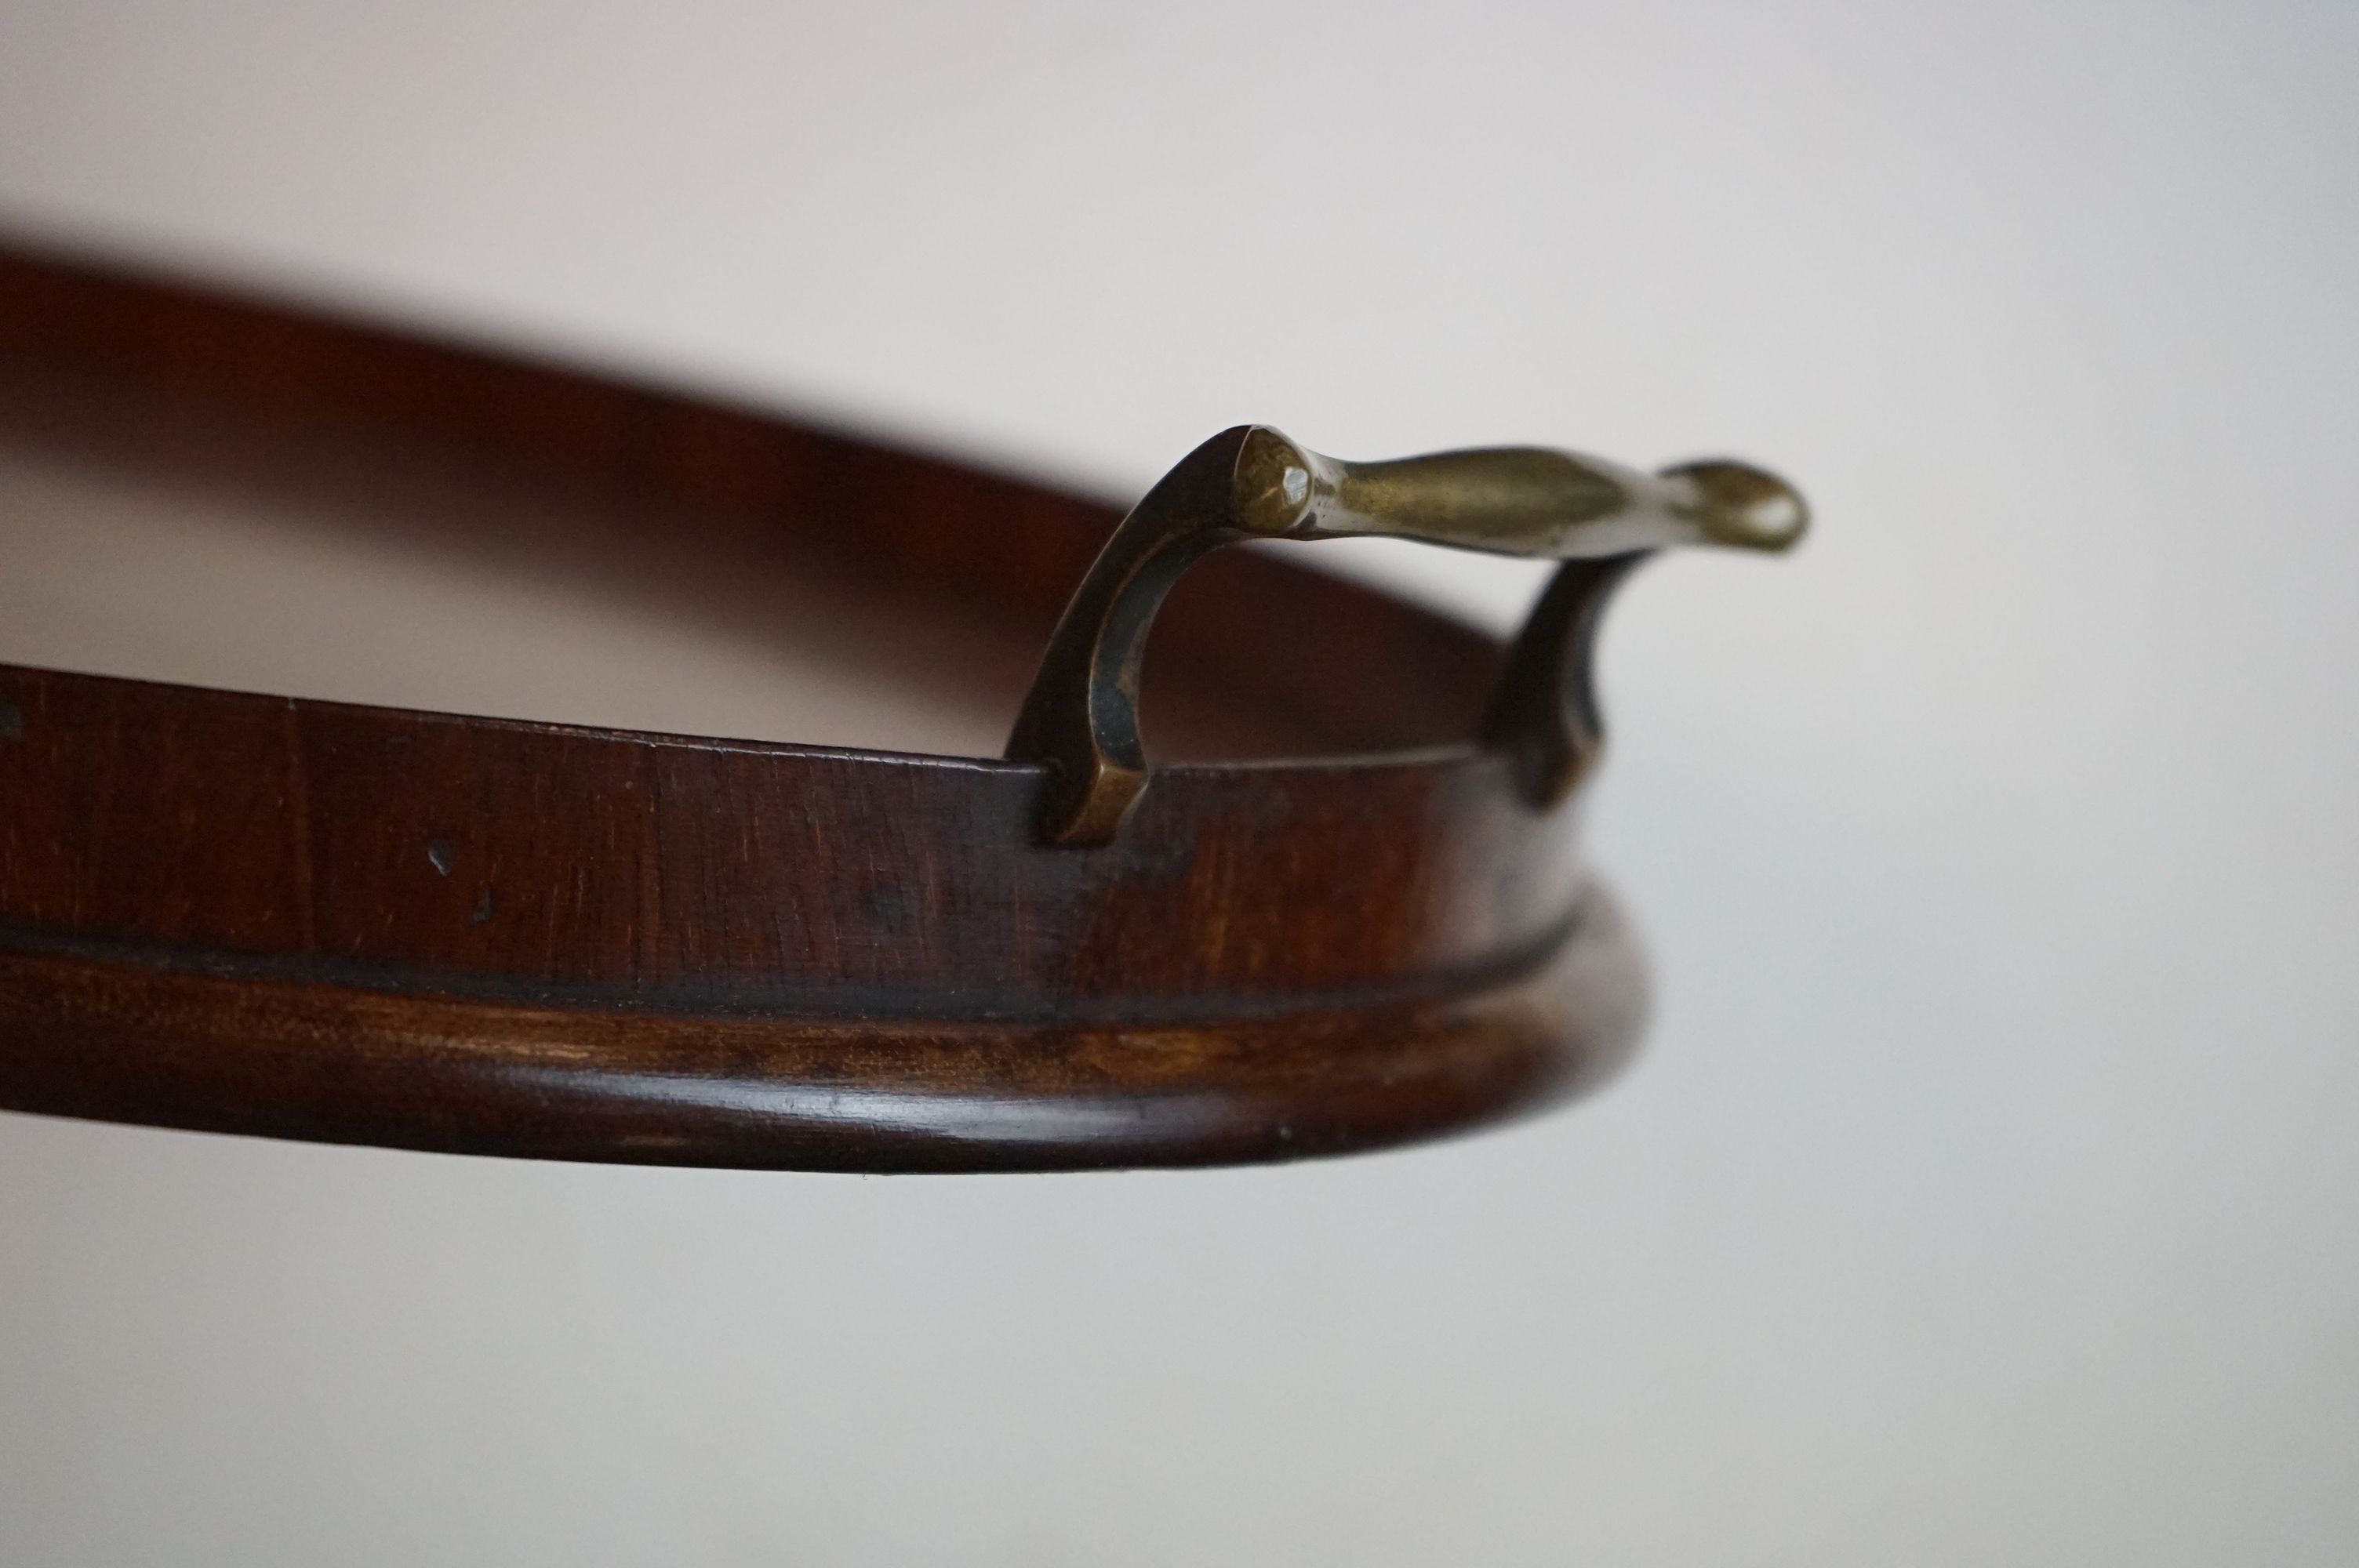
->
[0,239,1804,1172]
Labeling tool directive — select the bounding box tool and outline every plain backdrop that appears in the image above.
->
[2,2,2355,1564]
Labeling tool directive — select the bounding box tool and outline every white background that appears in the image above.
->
[2,2,2355,1563]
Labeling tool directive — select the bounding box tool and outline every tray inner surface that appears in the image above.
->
[0,347,1499,764]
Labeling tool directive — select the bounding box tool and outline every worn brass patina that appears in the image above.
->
[1006,426,1806,844]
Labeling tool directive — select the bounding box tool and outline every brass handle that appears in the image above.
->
[1005,426,1806,845]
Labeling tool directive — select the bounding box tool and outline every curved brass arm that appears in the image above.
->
[1005,426,1806,845]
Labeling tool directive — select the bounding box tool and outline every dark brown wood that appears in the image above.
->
[0,235,1651,1171]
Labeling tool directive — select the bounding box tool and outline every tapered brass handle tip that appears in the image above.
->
[1663,459,1810,552]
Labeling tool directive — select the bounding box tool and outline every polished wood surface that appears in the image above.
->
[0,238,1648,1171]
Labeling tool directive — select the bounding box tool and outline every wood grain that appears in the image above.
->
[0,236,1646,1170]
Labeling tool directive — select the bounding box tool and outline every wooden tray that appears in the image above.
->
[0,239,1803,1171]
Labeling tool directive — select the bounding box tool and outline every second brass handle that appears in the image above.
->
[1005,426,1806,845]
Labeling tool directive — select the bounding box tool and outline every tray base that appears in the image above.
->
[0,887,1644,1173]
